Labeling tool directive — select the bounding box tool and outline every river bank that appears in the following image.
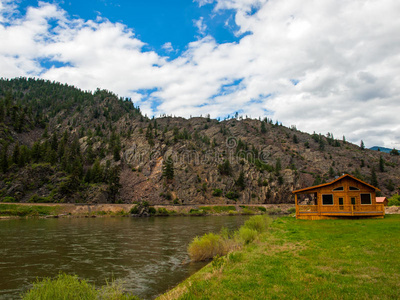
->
[0,203,295,219]
[159,214,400,299]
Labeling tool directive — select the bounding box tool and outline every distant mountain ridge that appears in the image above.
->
[0,77,399,205]
[370,146,392,153]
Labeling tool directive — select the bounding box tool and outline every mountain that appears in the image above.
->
[0,77,399,205]
[370,146,392,154]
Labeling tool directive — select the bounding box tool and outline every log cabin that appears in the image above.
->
[293,174,385,220]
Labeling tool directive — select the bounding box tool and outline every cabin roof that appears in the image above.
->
[292,174,381,194]
[376,197,387,203]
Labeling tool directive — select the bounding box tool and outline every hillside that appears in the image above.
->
[0,78,399,205]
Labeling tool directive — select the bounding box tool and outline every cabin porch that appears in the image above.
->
[296,204,385,220]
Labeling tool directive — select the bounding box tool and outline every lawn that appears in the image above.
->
[160,215,400,300]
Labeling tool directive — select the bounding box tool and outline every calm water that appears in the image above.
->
[0,215,249,299]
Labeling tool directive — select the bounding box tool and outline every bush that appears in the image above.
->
[212,189,223,197]
[22,273,138,300]
[235,227,258,245]
[243,215,272,232]
[28,194,52,203]
[287,207,296,214]
[129,205,139,214]
[157,207,169,215]
[388,195,400,206]
[258,206,267,212]
[1,196,17,203]
[225,191,239,200]
[148,207,156,214]
[188,233,229,261]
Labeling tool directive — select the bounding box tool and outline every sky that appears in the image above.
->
[1,0,400,148]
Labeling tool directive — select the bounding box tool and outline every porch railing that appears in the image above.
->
[297,204,385,216]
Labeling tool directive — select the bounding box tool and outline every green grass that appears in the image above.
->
[0,204,60,217]
[199,206,236,214]
[22,273,139,300]
[161,215,400,300]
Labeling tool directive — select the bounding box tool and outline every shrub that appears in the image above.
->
[129,205,139,214]
[235,227,258,245]
[225,191,239,200]
[388,195,400,206]
[1,196,17,203]
[258,206,267,212]
[212,189,223,197]
[157,207,169,215]
[22,273,97,300]
[22,273,138,300]
[148,207,156,215]
[188,233,229,261]
[243,215,272,232]
[287,207,296,214]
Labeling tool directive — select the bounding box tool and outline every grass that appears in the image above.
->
[161,215,400,300]
[0,204,60,217]
[22,273,138,300]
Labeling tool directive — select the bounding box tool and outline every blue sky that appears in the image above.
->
[1,0,400,148]
[19,0,241,58]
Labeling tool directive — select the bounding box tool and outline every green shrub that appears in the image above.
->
[258,206,267,212]
[22,273,97,300]
[212,189,223,197]
[188,233,229,261]
[22,273,138,300]
[157,207,169,215]
[287,207,296,214]
[28,194,52,203]
[243,215,272,232]
[148,207,156,215]
[225,191,239,200]
[388,195,400,206]
[129,205,139,214]
[189,209,206,215]
[235,227,258,245]
[1,196,17,203]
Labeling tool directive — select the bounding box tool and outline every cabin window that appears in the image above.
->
[339,198,344,205]
[360,194,372,205]
[322,194,334,205]
[349,186,360,191]
[333,186,344,191]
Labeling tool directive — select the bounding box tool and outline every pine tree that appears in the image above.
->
[162,155,174,181]
[12,142,20,165]
[360,140,365,150]
[0,144,8,173]
[235,171,246,190]
[261,121,267,133]
[379,155,385,172]
[370,167,378,187]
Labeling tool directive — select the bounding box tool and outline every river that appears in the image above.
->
[0,215,249,299]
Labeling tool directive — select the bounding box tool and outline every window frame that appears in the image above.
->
[360,193,372,205]
[322,194,334,206]
[349,186,360,191]
[333,186,344,191]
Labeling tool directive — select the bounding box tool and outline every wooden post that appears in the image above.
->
[295,194,298,218]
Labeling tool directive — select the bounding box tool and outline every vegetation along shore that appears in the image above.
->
[159,214,400,300]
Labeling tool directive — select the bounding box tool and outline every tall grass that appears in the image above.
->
[22,273,138,300]
[188,215,272,261]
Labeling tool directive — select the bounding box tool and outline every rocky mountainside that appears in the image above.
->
[0,78,399,205]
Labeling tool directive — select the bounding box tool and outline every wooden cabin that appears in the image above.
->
[293,174,384,220]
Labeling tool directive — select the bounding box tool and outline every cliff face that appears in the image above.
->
[0,78,399,204]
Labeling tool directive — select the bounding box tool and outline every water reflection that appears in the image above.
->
[0,216,248,299]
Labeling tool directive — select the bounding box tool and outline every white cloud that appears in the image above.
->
[194,0,215,7]
[1,0,400,148]
[193,17,207,36]
[161,42,174,53]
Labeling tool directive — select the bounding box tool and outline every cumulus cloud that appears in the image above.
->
[1,0,400,148]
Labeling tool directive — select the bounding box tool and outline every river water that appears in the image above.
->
[0,215,249,299]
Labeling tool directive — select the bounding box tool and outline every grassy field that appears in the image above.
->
[160,215,400,300]
[0,204,61,217]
